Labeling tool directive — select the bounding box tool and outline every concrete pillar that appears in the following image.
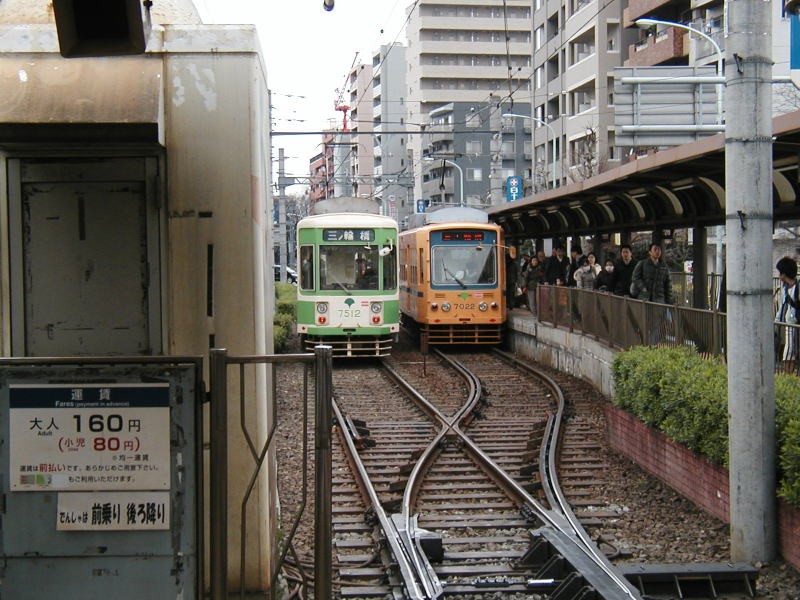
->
[725,0,776,562]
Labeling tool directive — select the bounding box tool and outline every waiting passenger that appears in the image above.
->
[612,244,635,296]
[545,246,569,285]
[630,244,674,304]
[775,256,798,371]
[566,245,585,287]
[523,255,545,315]
[574,252,600,289]
[595,258,615,292]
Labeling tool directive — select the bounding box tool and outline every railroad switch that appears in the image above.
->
[621,562,758,598]
[417,528,444,563]
[472,575,513,588]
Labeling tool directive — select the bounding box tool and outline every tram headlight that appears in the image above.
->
[478,301,488,312]
[370,302,382,314]
[491,302,499,310]
[316,302,328,314]
[430,303,438,311]
[441,302,451,312]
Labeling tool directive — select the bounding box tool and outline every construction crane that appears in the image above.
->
[333,52,359,132]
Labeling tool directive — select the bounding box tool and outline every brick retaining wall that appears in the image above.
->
[605,403,800,570]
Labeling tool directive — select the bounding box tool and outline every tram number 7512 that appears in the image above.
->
[339,308,362,318]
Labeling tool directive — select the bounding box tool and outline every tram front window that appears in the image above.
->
[320,245,382,291]
[432,246,496,286]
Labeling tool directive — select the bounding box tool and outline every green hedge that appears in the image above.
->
[273,283,297,352]
[612,346,800,507]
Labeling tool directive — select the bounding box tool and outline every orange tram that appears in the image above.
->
[398,207,512,347]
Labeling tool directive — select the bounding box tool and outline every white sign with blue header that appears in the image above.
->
[506,176,523,202]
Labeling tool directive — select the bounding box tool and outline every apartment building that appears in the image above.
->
[406,0,533,204]
[531,0,632,184]
[624,0,791,116]
[372,43,414,224]
[308,130,336,203]
[346,62,375,200]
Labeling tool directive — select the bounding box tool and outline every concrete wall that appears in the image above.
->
[506,310,618,396]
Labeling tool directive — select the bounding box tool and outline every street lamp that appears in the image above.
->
[423,157,465,207]
[634,18,724,125]
[503,113,557,190]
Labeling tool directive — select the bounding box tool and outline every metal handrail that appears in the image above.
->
[533,284,798,375]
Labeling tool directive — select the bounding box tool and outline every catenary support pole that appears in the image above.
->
[314,345,334,598]
[277,149,288,283]
[725,0,776,562]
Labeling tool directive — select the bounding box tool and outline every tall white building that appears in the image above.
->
[405,0,533,202]
[372,43,413,224]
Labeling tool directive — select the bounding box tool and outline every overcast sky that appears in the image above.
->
[195,1,411,186]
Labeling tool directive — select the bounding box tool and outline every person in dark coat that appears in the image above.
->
[630,243,674,304]
[545,246,568,285]
[612,244,635,296]
[506,251,519,308]
[566,246,585,287]
[523,255,545,314]
[594,258,615,292]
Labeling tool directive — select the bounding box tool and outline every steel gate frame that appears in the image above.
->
[208,346,333,600]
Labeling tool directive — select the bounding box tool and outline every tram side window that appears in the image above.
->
[383,247,397,290]
[300,245,314,290]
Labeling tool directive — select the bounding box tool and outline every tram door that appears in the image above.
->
[8,158,161,356]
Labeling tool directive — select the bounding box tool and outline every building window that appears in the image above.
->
[466,140,482,154]
[501,140,516,154]
[535,66,544,89]
[467,168,483,181]
[535,26,544,50]
[466,113,481,128]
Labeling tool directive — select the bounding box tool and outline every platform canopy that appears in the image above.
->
[488,111,800,241]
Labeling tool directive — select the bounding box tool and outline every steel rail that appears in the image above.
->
[371,350,640,598]
[330,394,437,599]
[491,347,641,599]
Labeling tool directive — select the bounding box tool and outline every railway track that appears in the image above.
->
[329,348,641,599]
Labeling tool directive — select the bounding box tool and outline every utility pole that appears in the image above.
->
[276,149,288,283]
[725,0,776,562]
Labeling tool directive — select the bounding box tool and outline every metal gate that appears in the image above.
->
[208,346,333,600]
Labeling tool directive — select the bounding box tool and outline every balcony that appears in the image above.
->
[625,27,687,67]
[623,0,676,26]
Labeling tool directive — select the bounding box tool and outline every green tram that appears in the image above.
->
[296,212,399,357]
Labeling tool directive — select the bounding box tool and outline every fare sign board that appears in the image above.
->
[9,383,170,491]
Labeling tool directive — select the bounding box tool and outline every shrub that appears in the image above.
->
[612,346,800,506]
[273,283,297,352]
[777,375,800,504]
[275,283,296,319]
[273,322,290,353]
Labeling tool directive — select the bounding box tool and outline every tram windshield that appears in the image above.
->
[431,245,496,287]
[319,244,396,291]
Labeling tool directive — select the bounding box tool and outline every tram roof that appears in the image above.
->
[488,110,800,241]
[298,212,398,229]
